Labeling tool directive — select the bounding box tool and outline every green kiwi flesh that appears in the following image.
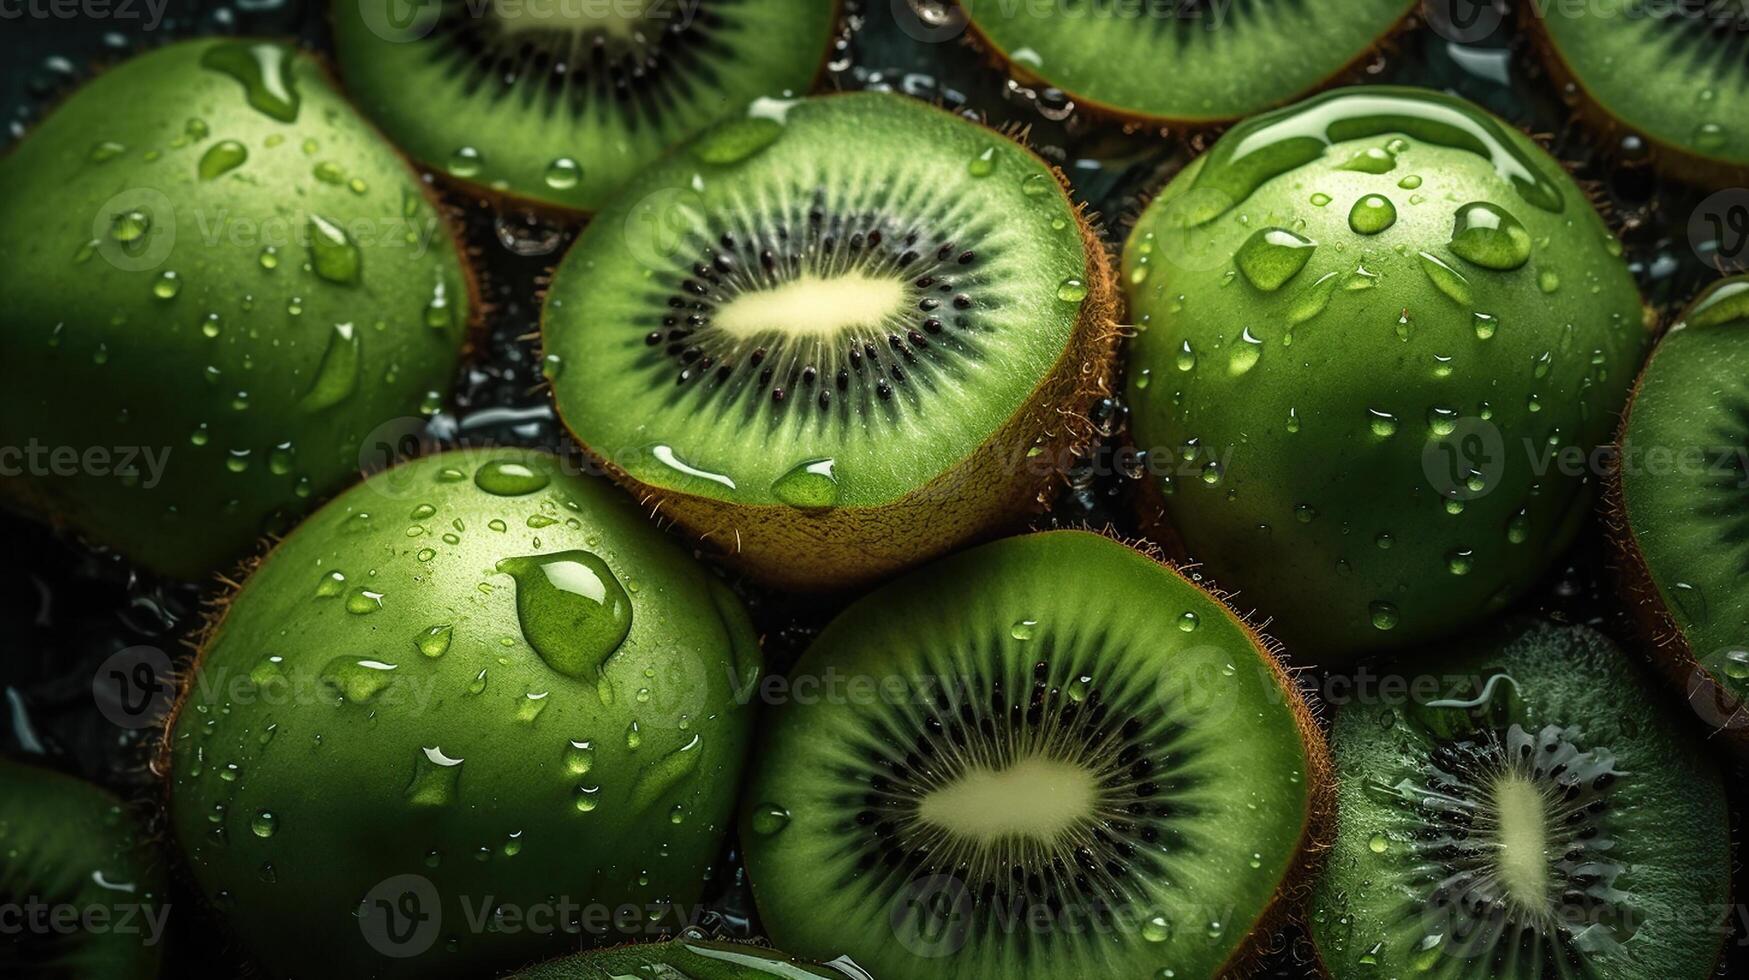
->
[1612,274,1749,737]
[505,932,855,978]
[331,0,839,213]
[1123,86,1648,659]
[1309,621,1730,979]
[1537,1,1749,180]
[162,448,761,979]
[543,92,1118,591]
[0,759,168,980]
[964,0,1416,123]
[0,39,473,580]
[738,530,1327,980]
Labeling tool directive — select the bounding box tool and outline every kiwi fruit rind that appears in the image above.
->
[1123,85,1649,660]
[0,758,168,980]
[331,0,839,214]
[1609,274,1749,744]
[962,0,1416,124]
[161,448,761,978]
[542,92,1120,592]
[505,932,855,978]
[1534,1,1749,184]
[0,39,474,580]
[1309,620,1730,978]
[738,530,1329,979]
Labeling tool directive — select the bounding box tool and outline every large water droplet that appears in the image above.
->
[198,140,249,181]
[405,746,464,807]
[1448,202,1532,270]
[629,733,703,811]
[475,458,551,496]
[298,322,360,412]
[319,656,396,702]
[306,215,361,285]
[496,551,633,678]
[1235,227,1317,291]
[1418,251,1473,305]
[750,802,791,836]
[200,42,300,122]
[1348,194,1397,235]
[416,624,453,658]
[771,458,839,510]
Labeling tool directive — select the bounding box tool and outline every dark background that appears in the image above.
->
[1,0,1744,975]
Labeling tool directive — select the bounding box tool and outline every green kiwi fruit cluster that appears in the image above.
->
[0,39,474,580]
[739,531,1329,979]
[542,91,1120,592]
[163,449,760,977]
[963,0,1416,123]
[1123,86,1648,659]
[331,0,841,213]
[1310,621,1730,978]
[1610,274,1749,743]
[1534,1,1749,183]
[0,760,168,980]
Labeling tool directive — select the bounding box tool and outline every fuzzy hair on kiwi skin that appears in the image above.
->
[546,127,1123,593]
[326,1,846,220]
[956,4,1419,128]
[1525,5,1749,188]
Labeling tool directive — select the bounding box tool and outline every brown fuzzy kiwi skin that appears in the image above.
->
[1601,341,1749,753]
[1525,6,1749,189]
[956,5,1417,129]
[1096,527,1335,978]
[325,1,846,220]
[549,164,1122,594]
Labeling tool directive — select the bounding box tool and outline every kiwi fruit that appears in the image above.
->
[1609,274,1749,744]
[161,448,760,978]
[738,530,1328,979]
[0,39,474,580]
[542,92,1119,592]
[0,758,168,980]
[1123,85,1649,660]
[331,0,840,214]
[505,931,859,979]
[961,0,1416,124]
[1309,620,1730,978]
[1534,1,1749,184]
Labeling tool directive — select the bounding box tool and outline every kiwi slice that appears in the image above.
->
[0,39,474,579]
[738,530,1328,979]
[0,758,167,980]
[506,932,859,978]
[962,0,1416,123]
[1610,274,1749,742]
[1535,2,1749,183]
[331,0,839,213]
[163,448,760,978]
[1310,621,1730,978]
[542,92,1119,591]
[1123,86,1648,659]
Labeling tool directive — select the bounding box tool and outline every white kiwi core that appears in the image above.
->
[917,755,1097,842]
[1491,772,1551,912]
[715,271,909,339]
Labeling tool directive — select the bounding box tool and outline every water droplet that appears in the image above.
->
[306,215,361,285]
[1428,406,1458,436]
[574,785,600,813]
[153,271,181,300]
[475,458,550,496]
[496,551,633,678]
[1175,339,1197,372]
[404,746,464,806]
[1506,508,1530,544]
[1368,601,1400,631]
[1367,832,1388,854]
[319,656,396,702]
[1449,202,1532,270]
[1142,913,1173,943]
[448,146,483,178]
[1368,409,1398,438]
[110,209,150,243]
[198,140,248,181]
[1287,271,1341,324]
[630,733,703,810]
[1021,173,1052,197]
[417,624,453,658]
[1337,146,1396,174]
[200,42,300,122]
[1473,312,1498,340]
[1722,650,1749,680]
[1538,268,1561,293]
[1228,328,1262,375]
[1010,619,1038,641]
[1348,194,1397,235]
[968,146,997,177]
[315,570,346,597]
[1056,277,1088,303]
[345,587,384,615]
[89,140,126,163]
[751,802,791,836]
[772,458,839,510]
[1418,251,1473,305]
[1177,611,1200,632]
[298,322,360,412]
[1234,227,1317,291]
[543,157,581,190]
[1446,548,1474,576]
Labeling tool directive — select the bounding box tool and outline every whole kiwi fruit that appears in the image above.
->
[0,757,168,980]
[1123,85,1649,660]
[331,0,840,213]
[739,530,1329,980]
[161,448,760,978]
[542,91,1120,592]
[1309,620,1730,979]
[0,39,475,580]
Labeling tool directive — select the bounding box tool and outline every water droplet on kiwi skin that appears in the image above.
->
[496,550,633,679]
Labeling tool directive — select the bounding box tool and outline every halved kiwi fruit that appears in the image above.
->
[1123,86,1648,659]
[738,530,1328,979]
[0,39,474,579]
[542,93,1119,591]
[506,931,858,978]
[162,448,760,978]
[962,0,1416,124]
[1310,620,1730,978]
[331,0,839,213]
[0,758,168,980]
[1534,1,1749,183]
[1610,274,1749,745]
